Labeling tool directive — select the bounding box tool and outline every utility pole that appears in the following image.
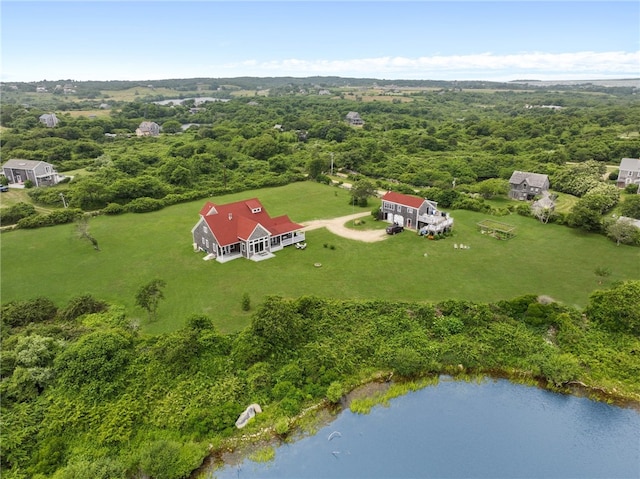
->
[59,192,68,208]
[330,152,334,176]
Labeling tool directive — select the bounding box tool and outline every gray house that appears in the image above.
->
[135,121,160,137]
[39,113,59,128]
[2,159,60,187]
[380,191,453,234]
[617,158,640,190]
[345,111,364,126]
[508,171,550,200]
[192,198,305,263]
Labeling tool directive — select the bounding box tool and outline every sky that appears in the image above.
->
[1,1,639,83]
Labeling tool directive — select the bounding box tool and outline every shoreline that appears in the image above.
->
[193,370,640,477]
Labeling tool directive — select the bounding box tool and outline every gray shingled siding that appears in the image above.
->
[192,220,218,255]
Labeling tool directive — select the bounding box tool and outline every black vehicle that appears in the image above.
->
[386,223,404,235]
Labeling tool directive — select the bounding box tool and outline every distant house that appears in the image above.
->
[2,159,60,187]
[135,121,160,137]
[39,113,59,128]
[380,191,453,234]
[191,198,305,263]
[617,158,640,189]
[508,171,550,200]
[345,111,364,126]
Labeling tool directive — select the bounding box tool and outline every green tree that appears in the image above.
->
[620,194,640,219]
[604,218,640,246]
[135,279,167,321]
[567,199,603,232]
[161,119,182,134]
[473,178,509,199]
[307,157,325,180]
[350,178,377,207]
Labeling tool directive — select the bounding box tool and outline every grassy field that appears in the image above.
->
[2,182,639,335]
[65,110,112,118]
[0,188,55,214]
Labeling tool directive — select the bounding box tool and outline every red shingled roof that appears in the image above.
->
[199,198,303,246]
[381,191,425,209]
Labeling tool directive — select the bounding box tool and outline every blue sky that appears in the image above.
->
[1,1,639,82]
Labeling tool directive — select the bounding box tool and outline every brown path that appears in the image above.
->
[301,212,388,243]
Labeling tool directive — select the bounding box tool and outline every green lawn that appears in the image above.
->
[2,182,639,334]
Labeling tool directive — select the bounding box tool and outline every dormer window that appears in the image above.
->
[251,207,261,214]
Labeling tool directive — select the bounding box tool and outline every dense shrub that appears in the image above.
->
[16,208,82,229]
[125,197,164,213]
[0,202,37,224]
[450,196,491,213]
[101,202,125,215]
[28,187,72,206]
[58,294,109,322]
[1,297,58,327]
[586,280,640,336]
[620,194,640,219]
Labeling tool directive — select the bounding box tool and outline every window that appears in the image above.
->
[396,204,401,212]
[407,208,413,214]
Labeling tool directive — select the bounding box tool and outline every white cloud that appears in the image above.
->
[218,51,640,80]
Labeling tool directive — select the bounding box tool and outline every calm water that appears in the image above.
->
[211,378,640,479]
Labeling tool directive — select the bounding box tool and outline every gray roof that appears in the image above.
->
[509,171,549,188]
[619,158,640,172]
[2,159,51,170]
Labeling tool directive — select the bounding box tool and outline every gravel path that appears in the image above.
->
[301,212,389,243]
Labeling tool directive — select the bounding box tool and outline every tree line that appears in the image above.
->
[1,89,639,243]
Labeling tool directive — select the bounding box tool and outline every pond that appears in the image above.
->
[209,377,640,479]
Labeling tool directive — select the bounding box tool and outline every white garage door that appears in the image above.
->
[393,214,404,226]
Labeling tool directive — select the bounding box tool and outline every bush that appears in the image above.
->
[58,294,108,322]
[326,381,344,404]
[0,202,37,224]
[586,280,640,336]
[101,202,125,215]
[620,194,640,219]
[1,297,58,327]
[451,196,491,213]
[136,440,205,479]
[125,197,164,213]
[241,293,251,311]
[16,208,82,229]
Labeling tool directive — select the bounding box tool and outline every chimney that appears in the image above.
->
[228,213,233,220]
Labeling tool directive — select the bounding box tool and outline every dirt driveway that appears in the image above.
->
[301,212,389,243]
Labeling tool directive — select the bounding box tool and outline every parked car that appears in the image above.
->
[0,185,9,192]
[386,223,404,235]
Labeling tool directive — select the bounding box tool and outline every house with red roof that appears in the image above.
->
[380,191,453,234]
[191,198,305,263]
